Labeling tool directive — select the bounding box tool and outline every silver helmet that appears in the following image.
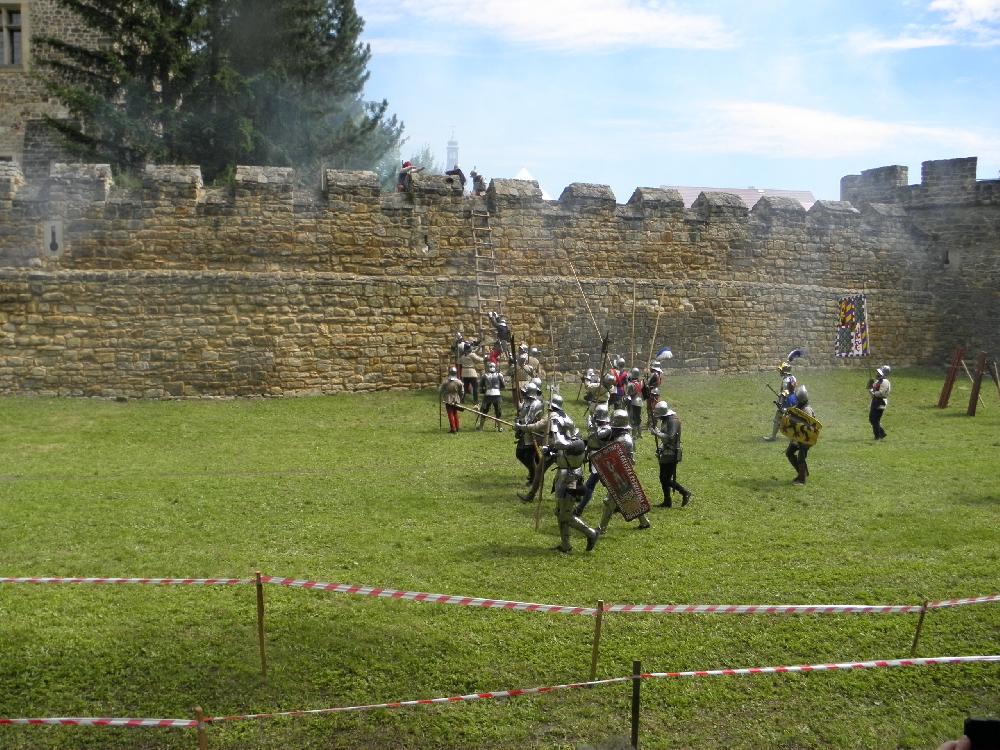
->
[523,382,541,398]
[549,393,565,412]
[602,372,615,388]
[876,365,891,377]
[487,361,497,373]
[794,384,809,406]
[529,347,539,356]
[650,361,662,372]
[630,367,640,379]
[593,404,611,424]
[653,400,670,417]
[611,409,630,428]
[448,366,458,376]
[561,416,578,436]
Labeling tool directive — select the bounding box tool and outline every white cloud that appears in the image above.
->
[663,101,1000,162]
[367,38,449,56]
[847,29,955,54]
[360,0,735,51]
[929,0,1000,29]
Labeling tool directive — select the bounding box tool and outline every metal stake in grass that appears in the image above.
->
[255,571,268,677]
[589,599,605,681]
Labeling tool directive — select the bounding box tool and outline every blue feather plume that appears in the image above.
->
[787,348,805,362]
[655,346,673,360]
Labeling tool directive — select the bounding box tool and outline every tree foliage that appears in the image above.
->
[36,0,403,182]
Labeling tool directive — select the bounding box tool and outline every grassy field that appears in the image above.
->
[0,368,997,749]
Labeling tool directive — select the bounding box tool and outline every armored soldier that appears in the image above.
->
[575,403,612,516]
[625,367,644,439]
[477,361,506,431]
[764,361,798,441]
[597,409,651,533]
[518,393,565,502]
[528,346,543,379]
[514,382,544,486]
[644,361,663,427]
[611,356,629,408]
[545,417,599,553]
[785,385,815,484]
[440,366,464,433]
[649,400,692,508]
[868,365,891,440]
[459,344,485,403]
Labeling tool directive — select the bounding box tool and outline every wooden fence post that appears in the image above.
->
[194,706,208,750]
[255,572,268,677]
[590,600,605,681]
[967,352,988,416]
[937,347,964,408]
[631,660,642,749]
[910,600,930,657]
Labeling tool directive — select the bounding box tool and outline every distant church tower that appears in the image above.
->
[446,132,459,171]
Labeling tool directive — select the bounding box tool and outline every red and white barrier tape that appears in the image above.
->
[927,594,1000,609]
[606,603,925,614]
[4,655,997,729]
[0,717,197,728]
[0,577,251,586]
[260,577,596,615]
[2,576,996,616]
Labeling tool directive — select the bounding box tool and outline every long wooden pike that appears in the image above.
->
[646,292,664,365]
[630,280,636,368]
[454,403,517,428]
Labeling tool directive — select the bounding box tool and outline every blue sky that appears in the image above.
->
[356,0,1000,202]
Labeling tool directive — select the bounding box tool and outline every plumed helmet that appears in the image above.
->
[653,400,670,417]
[549,393,564,411]
[593,404,611,424]
[487,361,497,372]
[611,409,630,428]
[778,361,792,375]
[793,384,808,406]
[630,367,640,379]
[877,365,891,377]
[602,372,616,388]
[448,366,457,376]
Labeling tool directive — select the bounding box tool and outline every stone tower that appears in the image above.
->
[0,0,98,176]
[446,132,458,171]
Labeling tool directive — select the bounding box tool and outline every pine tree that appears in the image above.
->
[37,0,403,182]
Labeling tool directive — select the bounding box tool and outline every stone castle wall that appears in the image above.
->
[1,157,998,398]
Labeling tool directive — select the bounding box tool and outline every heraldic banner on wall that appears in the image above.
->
[591,442,651,521]
[836,293,870,358]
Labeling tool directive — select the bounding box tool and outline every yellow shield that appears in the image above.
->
[780,407,823,446]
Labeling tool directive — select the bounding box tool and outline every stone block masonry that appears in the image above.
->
[0,158,998,398]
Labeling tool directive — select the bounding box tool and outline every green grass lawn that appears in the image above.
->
[1,368,997,749]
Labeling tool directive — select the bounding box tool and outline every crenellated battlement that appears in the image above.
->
[1,156,997,398]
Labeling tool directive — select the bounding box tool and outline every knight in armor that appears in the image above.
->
[610,356,628,408]
[517,393,566,502]
[440,366,464,433]
[785,384,815,485]
[527,347,542,379]
[575,403,611,516]
[544,417,599,553]
[644,361,663,427]
[597,409,651,533]
[649,400,692,507]
[488,312,511,361]
[764,361,798,441]
[868,365,891,440]
[460,343,485,403]
[625,367,644,439]
[514,382,544,486]
[477,361,506,431]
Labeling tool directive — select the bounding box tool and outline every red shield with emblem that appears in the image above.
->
[591,441,651,521]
